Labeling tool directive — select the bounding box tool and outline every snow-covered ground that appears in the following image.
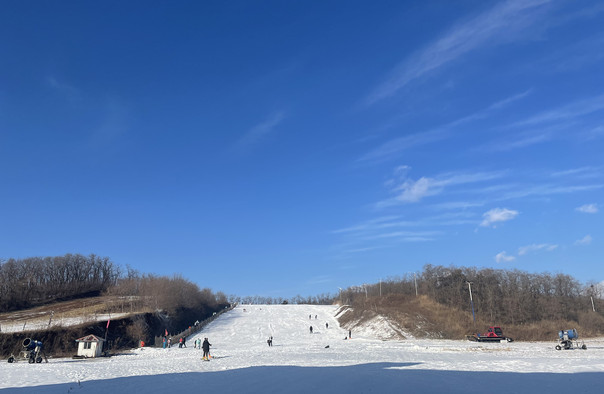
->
[0,314,128,333]
[2,304,604,393]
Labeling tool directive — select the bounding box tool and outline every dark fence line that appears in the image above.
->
[154,304,236,347]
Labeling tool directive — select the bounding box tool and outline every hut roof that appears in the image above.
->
[75,334,105,343]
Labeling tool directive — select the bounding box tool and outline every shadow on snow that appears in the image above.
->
[3,362,604,394]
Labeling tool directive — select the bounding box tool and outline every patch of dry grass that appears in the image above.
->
[337,294,604,341]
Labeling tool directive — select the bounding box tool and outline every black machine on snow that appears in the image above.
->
[466,326,514,342]
[7,338,48,363]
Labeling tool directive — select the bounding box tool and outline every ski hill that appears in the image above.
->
[2,304,604,393]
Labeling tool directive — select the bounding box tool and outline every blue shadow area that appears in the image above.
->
[3,362,604,394]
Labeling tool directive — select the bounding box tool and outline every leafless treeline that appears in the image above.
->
[106,269,228,316]
[0,254,119,311]
[341,264,603,325]
[0,255,229,320]
[231,293,335,305]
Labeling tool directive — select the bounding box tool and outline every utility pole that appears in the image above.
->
[47,311,54,329]
[414,272,418,297]
[467,281,476,326]
[591,285,596,312]
[379,279,382,297]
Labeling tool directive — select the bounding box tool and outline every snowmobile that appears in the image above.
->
[466,326,513,342]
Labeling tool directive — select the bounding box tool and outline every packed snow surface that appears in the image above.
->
[1,313,128,333]
[2,304,604,393]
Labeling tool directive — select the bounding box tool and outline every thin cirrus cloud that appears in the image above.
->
[484,95,604,152]
[232,111,286,152]
[359,90,531,164]
[480,207,519,227]
[576,203,598,213]
[384,170,504,205]
[508,94,604,128]
[364,0,549,105]
[46,76,80,100]
[517,243,558,255]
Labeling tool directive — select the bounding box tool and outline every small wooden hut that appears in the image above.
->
[75,334,105,358]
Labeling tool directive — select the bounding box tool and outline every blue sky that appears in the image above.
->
[1,0,603,298]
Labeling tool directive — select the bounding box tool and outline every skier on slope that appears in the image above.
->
[202,337,212,360]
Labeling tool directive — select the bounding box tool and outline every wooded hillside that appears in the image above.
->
[339,265,604,340]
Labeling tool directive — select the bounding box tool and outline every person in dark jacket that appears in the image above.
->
[202,338,212,360]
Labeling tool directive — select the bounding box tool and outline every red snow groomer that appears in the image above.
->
[466,326,514,342]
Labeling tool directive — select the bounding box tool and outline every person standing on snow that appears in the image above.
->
[202,337,212,360]
[310,326,313,334]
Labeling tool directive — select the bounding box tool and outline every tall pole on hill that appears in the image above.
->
[467,281,476,326]
[414,272,418,297]
[591,285,596,312]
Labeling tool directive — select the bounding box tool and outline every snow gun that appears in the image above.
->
[555,329,586,350]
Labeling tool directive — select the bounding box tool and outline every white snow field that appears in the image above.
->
[2,304,604,393]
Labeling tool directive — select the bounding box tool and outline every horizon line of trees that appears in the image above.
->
[228,293,336,305]
[340,264,603,325]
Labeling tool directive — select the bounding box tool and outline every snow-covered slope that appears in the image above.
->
[2,304,604,393]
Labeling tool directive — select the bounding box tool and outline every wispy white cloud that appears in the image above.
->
[575,235,593,246]
[332,215,404,234]
[362,230,441,241]
[518,243,558,255]
[383,169,504,205]
[551,167,601,178]
[360,91,531,163]
[482,95,604,153]
[431,201,485,211]
[576,203,598,214]
[581,125,604,141]
[510,94,604,128]
[233,111,286,152]
[365,0,549,105]
[358,129,446,164]
[495,251,516,263]
[46,76,80,100]
[497,183,604,201]
[480,207,519,227]
[89,98,131,147]
[489,129,554,151]
[333,212,476,238]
